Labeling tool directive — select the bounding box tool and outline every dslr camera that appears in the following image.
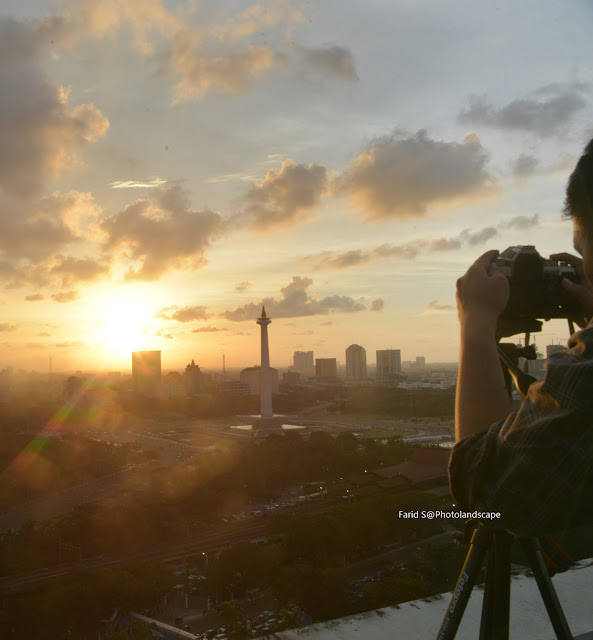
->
[495,246,579,336]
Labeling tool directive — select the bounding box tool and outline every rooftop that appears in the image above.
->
[258,559,593,640]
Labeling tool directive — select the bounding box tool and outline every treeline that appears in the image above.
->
[0,432,134,511]
[0,432,411,574]
[0,561,176,640]
[338,386,455,417]
[199,491,467,633]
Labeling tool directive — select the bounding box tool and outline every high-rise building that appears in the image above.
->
[376,349,402,380]
[293,350,315,378]
[240,366,279,395]
[315,358,338,380]
[415,356,426,369]
[132,350,161,396]
[163,371,184,397]
[185,359,203,394]
[546,344,567,358]
[345,344,367,380]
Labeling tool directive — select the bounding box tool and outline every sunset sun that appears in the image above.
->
[94,291,155,355]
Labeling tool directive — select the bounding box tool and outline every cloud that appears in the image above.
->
[0,323,17,332]
[38,331,51,336]
[51,290,79,303]
[55,340,86,348]
[100,186,222,281]
[426,300,455,313]
[335,131,498,221]
[155,329,173,339]
[25,1,356,106]
[221,276,366,321]
[369,298,384,312]
[293,42,359,82]
[164,43,278,103]
[458,84,588,136]
[25,293,45,302]
[111,177,167,189]
[512,154,539,179]
[192,326,228,333]
[429,237,462,252]
[240,159,328,230]
[0,17,109,199]
[155,305,210,322]
[301,225,501,270]
[234,281,252,292]
[460,227,498,246]
[0,190,99,261]
[301,241,424,270]
[50,255,110,287]
[207,172,256,184]
[504,214,539,230]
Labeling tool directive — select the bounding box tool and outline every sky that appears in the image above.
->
[0,0,592,373]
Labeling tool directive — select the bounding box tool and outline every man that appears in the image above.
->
[449,139,593,537]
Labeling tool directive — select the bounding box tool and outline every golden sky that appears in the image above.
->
[0,0,591,372]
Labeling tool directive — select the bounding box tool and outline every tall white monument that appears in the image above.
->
[257,306,273,417]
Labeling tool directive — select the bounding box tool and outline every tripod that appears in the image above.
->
[436,522,573,640]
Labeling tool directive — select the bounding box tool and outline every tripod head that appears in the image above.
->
[496,317,574,399]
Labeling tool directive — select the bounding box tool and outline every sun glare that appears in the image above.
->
[94,290,155,355]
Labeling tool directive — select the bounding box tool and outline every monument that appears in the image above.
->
[249,306,286,434]
[257,306,273,417]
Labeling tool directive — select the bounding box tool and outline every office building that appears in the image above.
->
[132,350,161,396]
[240,365,279,395]
[185,359,204,394]
[292,350,315,378]
[162,371,184,397]
[376,349,402,380]
[345,344,367,380]
[315,358,338,380]
[546,344,567,358]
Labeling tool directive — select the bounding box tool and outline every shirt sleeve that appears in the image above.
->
[449,325,593,537]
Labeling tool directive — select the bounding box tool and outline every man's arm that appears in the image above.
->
[455,250,512,442]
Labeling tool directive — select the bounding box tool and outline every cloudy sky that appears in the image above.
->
[0,0,591,372]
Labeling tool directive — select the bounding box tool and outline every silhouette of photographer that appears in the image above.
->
[450,139,593,536]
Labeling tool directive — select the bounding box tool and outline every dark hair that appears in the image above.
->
[564,139,593,235]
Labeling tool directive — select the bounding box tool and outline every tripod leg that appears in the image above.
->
[436,527,491,640]
[479,530,511,640]
[519,538,573,640]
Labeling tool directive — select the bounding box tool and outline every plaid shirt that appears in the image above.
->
[449,324,593,537]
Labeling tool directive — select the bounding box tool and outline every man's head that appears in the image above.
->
[565,138,593,233]
[566,139,593,284]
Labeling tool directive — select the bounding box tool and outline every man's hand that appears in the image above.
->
[550,252,593,328]
[455,249,512,440]
[456,249,509,333]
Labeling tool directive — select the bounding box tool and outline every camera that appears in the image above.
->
[495,246,579,333]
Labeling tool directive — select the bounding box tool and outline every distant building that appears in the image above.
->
[132,350,161,396]
[240,366,279,395]
[345,344,367,380]
[162,371,184,397]
[184,359,203,394]
[415,356,426,369]
[546,344,567,358]
[315,358,338,380]
[376,349,402,380]
[219,380,250,396]
[282,370,300,386]
[293,350,315,378]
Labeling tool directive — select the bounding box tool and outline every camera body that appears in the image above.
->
[495,246,579,329]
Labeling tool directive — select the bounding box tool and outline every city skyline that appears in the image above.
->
[0,1,590,372]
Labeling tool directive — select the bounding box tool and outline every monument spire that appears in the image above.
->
[256,306,272,418]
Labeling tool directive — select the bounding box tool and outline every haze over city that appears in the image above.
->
[1,0,592,373]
